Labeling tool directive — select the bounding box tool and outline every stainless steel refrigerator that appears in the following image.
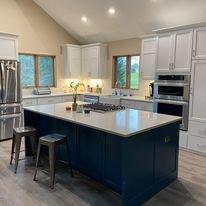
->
[0,60,22,141]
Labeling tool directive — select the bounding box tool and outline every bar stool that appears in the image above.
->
[10,126,37,173]
[33,133,73,189]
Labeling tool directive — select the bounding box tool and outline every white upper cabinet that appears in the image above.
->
[156,29,193,73]
[156,33,173,72]
[62,44,81,78]
[189,60,206,123]
[0,33,18,60]
[81,44,107,78]
[193,27,206,59]
[172,30,193,73]
[140,37,157,80]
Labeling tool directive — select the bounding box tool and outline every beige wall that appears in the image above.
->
[103,38,152,96]
[0,0,78,91]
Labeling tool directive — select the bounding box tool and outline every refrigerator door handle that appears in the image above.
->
[0,61,2,103]
[1,61,5,102]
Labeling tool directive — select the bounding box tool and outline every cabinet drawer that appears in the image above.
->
[188,134,206,154]
[179,131,188,148]
[134,101,153,112]
[62,95,73,102]
[23,98,38,107]
[37,97,62,105]
[121,100,135,108]
[189,121,206,138]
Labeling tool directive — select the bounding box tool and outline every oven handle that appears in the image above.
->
[154,82,189,86]
[154,99,188,105]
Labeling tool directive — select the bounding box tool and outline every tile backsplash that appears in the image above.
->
[22,78,153,97]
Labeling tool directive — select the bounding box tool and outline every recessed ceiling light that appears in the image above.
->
[81,16,88,23]
[108,7,116,15]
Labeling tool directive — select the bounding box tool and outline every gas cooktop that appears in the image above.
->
[83,103,125,113]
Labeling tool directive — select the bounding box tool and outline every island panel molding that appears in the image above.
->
[24,102,181,206]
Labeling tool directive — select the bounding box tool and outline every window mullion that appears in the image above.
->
[35,55,39,87]
[126,56,131,89]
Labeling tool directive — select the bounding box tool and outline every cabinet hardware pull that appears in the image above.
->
[164,136,172,143]
[192,49,196,57]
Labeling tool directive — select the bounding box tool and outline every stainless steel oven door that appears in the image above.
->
[154,82,190,101]
[153,99,189,131]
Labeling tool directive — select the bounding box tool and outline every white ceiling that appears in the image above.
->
[33,0,206,43]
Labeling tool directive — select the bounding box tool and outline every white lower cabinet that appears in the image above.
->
[62,95,73,102]
[179,131,188,148]
[188,135,206,154]
[37,97,62,105]
[121,99,153,112]
[23,98,38,107]
[133,101,153,112]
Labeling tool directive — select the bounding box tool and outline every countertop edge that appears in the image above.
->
[23,106,181,138]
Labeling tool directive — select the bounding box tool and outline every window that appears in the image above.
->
[19,54,55,87]
[113,55,140,89]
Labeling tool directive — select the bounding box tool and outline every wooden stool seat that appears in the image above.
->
[33,133,73,189]
[10,126,37,173]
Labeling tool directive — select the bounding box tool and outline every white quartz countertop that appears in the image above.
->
[23,92,111,99]
[23,93,154,103]
[23,102,181,138]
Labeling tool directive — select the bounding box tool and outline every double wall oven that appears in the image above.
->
[154,73,190,131]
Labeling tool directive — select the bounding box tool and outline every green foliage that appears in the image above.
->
[70,82,84,103]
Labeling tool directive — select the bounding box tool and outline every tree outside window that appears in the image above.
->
[113,55,140,89]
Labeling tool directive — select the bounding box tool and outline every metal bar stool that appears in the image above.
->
[10,126,37,173]
[33,133,73,189]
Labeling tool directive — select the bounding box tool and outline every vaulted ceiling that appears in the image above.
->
[33,0,206,43]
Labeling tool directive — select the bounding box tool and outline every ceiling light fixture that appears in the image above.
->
[81,16,88,23]
[108,7,116,15]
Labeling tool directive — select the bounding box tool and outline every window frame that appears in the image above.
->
[112,54,140,90]
[19,53,56,88]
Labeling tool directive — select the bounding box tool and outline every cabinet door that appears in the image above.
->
[81,47,92,77]
[190,60,206,123]
[193,27,206,59]
[62,95,73,103]
[141,37,157,80]
[62,46,81,78]
[133,101,153,112]
[173,30,193,73]
[0,34,18,60]
[37,97,62,105]
[23,98,38,107]
[121,100,135,108]
[69,47,81,77]
[155,125,178,181]
[77,126,104,179]
[156,34,173,72]
[88,47,99,78]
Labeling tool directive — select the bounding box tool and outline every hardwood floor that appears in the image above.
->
[0,140,206,206]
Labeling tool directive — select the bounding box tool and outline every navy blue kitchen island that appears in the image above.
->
[24,102,181,206]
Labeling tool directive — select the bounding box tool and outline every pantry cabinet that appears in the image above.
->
[62,44,81,78]
[188,60,206,154]
[189,60,206,123]
[156,29,193,73]
[140,37,157,80]
[81,44,107,78]
[193,27,206,59]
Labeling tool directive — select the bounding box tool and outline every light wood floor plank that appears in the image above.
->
[0,140,206,206]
